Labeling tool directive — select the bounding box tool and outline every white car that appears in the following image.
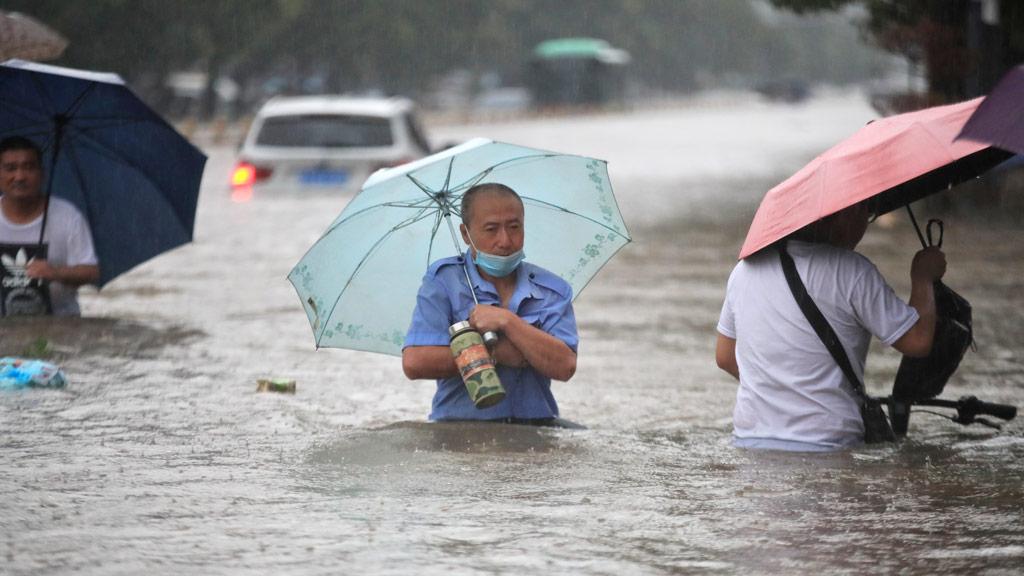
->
[230,95,431,195]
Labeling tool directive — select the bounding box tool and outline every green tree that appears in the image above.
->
[6,0,896,116]
[771,0,1024,102]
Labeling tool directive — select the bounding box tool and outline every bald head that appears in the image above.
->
[460,183,522,226]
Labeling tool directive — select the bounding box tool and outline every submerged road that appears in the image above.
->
[3,90,1023,574]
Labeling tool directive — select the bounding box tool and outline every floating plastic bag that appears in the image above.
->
[0,357,66,389]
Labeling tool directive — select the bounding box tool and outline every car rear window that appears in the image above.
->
[255,114,394,147]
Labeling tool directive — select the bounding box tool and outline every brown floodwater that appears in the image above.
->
[2,91,1022,575]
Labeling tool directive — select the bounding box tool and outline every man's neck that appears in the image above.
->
[478,268,518,307]
[0,195,46,225]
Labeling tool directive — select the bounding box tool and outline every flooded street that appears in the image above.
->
[3,90,1023,574]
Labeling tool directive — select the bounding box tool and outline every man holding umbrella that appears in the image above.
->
[713,95,1014,451]
[402,183,579,424]
[0,136,98,316]
[715,202,946,451]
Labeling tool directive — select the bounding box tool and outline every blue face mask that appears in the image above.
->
[474,248,525,278]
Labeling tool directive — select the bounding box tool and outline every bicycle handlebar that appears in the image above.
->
[957,396,1017,422]
[883,395,1016,435]
[910,396,1017,421]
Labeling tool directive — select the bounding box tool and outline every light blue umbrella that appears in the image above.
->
[288,137,630,355]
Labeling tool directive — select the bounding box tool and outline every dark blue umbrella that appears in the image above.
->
[0,59,206,286]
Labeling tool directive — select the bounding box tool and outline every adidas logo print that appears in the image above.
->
[1,248,32,288]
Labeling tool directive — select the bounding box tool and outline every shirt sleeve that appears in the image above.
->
[539,290,579,352]
[65,206,98,267]
[403,272,454,348]
[849,260,918,346]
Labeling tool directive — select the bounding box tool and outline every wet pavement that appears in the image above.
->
[2,89,1023,574]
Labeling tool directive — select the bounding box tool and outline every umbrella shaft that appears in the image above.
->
[444,212,499,346]
[443,212,480,307]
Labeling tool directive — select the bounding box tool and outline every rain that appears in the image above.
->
[2,2,1023,574]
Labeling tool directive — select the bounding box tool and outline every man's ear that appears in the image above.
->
[460,223,470,246]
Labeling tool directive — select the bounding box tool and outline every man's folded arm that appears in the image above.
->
[402,345,458,380]
[501,315,576,381]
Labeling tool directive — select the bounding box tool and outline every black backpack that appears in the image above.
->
[892,279,973,402]
[891,218,974,415]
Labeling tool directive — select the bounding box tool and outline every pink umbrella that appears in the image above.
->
[739,97,1012,259]
[957,64,1024,155]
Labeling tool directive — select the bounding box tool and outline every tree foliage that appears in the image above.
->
[772,0,1024,102]
[7,0,892,117]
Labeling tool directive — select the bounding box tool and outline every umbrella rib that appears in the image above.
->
[318,208,439,342]
[391,205,437,232]
[70,117,155,133]
[25,70,59,121]
[404,172,461,216]
[0,117,60,140]
[397,154,558,220]
[379,198,437,209]
[406,173,448,208]
[447,153,556,193]
[52,124,194,232]
[0,96,53,124]
[426,208,445,268]
[27,71,97,123]
[313,198,435,240]
[294,202,436,295]
[61,142,101,243]
[60,80,100,120]
[520,195,630,238]
[406,173,437,196]
[441,157,454,195]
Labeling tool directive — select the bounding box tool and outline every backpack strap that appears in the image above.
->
[777,241,868,402]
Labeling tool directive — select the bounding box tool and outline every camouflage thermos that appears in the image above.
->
[449,321,506,408]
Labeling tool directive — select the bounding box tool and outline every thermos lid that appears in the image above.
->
[448,320,473,338]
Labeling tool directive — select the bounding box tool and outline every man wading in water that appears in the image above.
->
[0,136,99,316]
[402,183,578,424]
[715,202,946,451]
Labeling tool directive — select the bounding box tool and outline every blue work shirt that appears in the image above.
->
[404,252,578,421]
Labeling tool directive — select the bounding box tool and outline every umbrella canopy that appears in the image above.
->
[289,137,630,355]
[0,60,207,286]
[958,64,1024,155]
[739,97,1012,259]
[0,11,67,62]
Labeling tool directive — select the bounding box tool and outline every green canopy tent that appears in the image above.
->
[527,37,630,108]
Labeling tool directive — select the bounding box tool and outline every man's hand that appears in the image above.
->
[25,258,58,281]
[470,303,576,381]
[25,258,99,287]
[469,305,526,366]
[911,246,946,283]
[468,304,517,334]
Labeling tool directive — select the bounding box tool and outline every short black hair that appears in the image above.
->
[0,136,42,165]
[460,183,522,225]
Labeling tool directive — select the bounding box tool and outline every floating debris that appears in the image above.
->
[256,378,296,394]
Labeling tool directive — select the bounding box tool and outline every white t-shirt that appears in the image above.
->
[0,197,98,316]
[717,241,918,449]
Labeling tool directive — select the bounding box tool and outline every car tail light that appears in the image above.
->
[230,161,273,188]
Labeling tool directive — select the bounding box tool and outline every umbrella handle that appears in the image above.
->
[483,331,499,347]
[905,205,928,248]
